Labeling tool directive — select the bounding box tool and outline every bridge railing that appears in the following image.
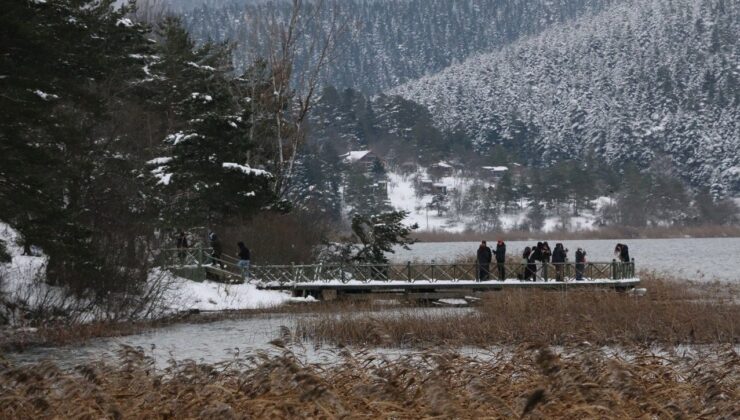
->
[251,260,636,285]
[155,247,635,284]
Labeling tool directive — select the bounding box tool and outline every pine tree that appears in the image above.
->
[147,19,278,227]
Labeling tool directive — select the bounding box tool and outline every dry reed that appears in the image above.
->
[296,273,740,347]
[1,343,737,418]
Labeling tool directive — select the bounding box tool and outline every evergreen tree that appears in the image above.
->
[527,201,546,231]
[147,19,278,227]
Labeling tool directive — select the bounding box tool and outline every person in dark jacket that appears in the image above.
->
[209,232,224,268]
[476,241,492,281]
[176,231,189,263]
[615,243,631,278]
[237,241,251,280]
[619,244,630,262]
[526,246,538,281]
[575,247,586,280]
[532,242,543,261]
[494,240,506,280]
[541,242,552,263]
[552,243,568,282]
[521,247,531,280]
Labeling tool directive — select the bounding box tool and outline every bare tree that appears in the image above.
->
[245,0,352,196]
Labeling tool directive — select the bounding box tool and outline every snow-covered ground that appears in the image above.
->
[386,171,601,232]
[0,223,308,326]
[158,269,312,313]
[387,172,467,232]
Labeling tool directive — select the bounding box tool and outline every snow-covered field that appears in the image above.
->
[390,238,740,282]
[386,171,602,232]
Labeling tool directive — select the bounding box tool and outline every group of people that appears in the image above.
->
[176,231,252,279]
[476,240,506,281]
[475,240,631,282]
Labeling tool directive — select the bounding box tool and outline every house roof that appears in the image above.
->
[342,150,372,163]
[432,161,453,168]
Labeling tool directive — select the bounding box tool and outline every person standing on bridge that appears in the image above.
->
[237,241,251,280]
[552,243,567,282]
[476,241,492,281]
[176,230,189,264]
[209,232,225,268]
[494,240,506,280]
[575,247,586,280]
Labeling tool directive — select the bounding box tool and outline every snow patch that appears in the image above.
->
[32,90,59,101]
[116,18,134,27]
[222,162,272,178]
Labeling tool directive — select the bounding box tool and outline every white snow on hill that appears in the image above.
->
[386,171,602,233]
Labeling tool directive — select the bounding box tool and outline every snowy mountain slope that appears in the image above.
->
[391,0,740,196]
[174,0,620,94]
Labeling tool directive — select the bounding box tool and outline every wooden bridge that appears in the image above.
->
[159,248,640,301]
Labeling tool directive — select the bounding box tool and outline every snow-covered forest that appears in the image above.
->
[392,0,740,197]
[170,0,620,93]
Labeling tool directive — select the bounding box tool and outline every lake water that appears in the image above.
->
[391,238,740,282]
[7,237,738,367]
[8,307,474,368]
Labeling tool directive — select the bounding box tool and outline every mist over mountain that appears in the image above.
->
[391,0,739,196]
[172,0,619,94]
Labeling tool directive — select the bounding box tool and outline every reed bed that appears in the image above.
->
[1,343,737,419]
[296,274,739,347]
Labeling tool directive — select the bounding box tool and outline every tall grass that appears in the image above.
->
[296,273,739,347]
[1,343,737,418]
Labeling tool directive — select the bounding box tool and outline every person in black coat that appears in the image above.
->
[575,247,586,280]
[619,244,630,262]
[476,241,492,281]
[209,232,224,268]
[552,243,568,282]
[525,246,538,281]
[176,231,188,263]
[237,241,251,280]
[494,240,506,280]
[542,242,552,262]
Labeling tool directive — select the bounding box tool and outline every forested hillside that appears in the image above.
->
[392,0,740,196]
[172,0,619,94]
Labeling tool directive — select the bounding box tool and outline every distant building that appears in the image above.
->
[432,183,448,195]
[428,160,454,179]
[482,165,509,180]
[341,150,383,173]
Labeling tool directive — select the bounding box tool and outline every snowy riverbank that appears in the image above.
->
[0,223,310,327]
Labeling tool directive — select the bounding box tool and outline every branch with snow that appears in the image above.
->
[222,162,273,178]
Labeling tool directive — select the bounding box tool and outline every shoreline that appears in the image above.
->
[412,225,740,242]
[2,275,737,355]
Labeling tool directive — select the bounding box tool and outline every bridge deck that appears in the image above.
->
[258,278,640,293]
